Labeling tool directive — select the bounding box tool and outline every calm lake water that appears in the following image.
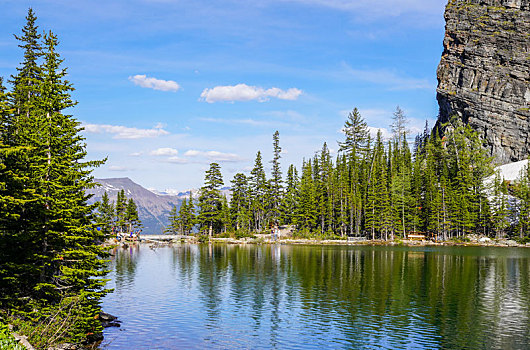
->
[101,243,530,349]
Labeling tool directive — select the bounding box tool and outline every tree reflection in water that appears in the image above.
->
[103,244,530,350]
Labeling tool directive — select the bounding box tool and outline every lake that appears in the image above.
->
[101,243,530,349]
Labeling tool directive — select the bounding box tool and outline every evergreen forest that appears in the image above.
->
[169,109,530,243]
[97,190,142,237]
[0,9,110,347]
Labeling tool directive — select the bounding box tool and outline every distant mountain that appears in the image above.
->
[87,178,234,234]
[87,178,182,234]
[149,187,232,201]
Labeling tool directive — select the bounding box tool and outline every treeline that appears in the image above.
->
[98,190,142,236]
[169,108,530,241]
[0,9,109,347]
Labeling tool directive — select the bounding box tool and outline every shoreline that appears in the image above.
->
[115,235,530,249]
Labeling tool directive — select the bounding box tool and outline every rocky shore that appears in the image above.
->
[128,234,530,248]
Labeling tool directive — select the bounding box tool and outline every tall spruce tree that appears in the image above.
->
[9,8,42,137]
[270,131,283,223]
[1,11,110,344]
[249,151,267,231]
[185,192,196,234]
[220,195,231,233]
[231,173,251,232]
[115,189,127,233]
[125,198,141,231]
[98,191,114,236]
[514,161,530,239]
[280,164,299,226]
[166,204,179,234]
[491,173,509,238]
[339,108,369,236]
[198,163,223,236]
[297,159,317,232]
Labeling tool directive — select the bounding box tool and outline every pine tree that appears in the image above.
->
[365,130,385,239]
[197,163,223,236]
[166,204,179,234]
[115,189,127,233]
[0,12,109,343]
[491,172,509,238]
[339,108,369,157]
[0,77,12,131]
[249,151,267,231]
[8,8,42,140]
[514,160,530,239]
[335,154,349,237]
[443,117,493,237]
[231,173,251,232]
[280,164,299,226]
[220,195,231,233]
[315,143,334,234]
[297,159,317,232]
[390,106,409,142]
[183,192,195,234]
[270,131,283,222]
[125,198,141,231]
[410,142,424,234]
[31,28,108,340]
[98,191,114,236]
[0,9,44,302]
[391,133,412,238]
[339,108,368,236]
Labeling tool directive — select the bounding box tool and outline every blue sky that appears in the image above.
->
[0,0,446,192]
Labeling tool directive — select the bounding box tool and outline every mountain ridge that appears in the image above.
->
[87,177,182,234]
[87,178,232,234]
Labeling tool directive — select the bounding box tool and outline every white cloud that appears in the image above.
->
[367,126,392,140]
[129,74,180,92]
[184,149,244,162]
[200,84,302,103]
[129,152,143,157]
[151,147,179,156]
[83,123,169,139]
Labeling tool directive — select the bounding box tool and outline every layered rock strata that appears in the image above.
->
[436,0,530,164]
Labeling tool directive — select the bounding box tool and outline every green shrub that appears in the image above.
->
[514,236,530,245]
[234,230,255,239]
[217,231,231,238]
[450,236,470,243]
[0,322,25,350]
[6,295,103,349]
[197,234,210,243]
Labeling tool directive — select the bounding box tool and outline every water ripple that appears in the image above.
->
[102,244,530,350]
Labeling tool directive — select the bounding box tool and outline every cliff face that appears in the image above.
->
[436,0,530,164]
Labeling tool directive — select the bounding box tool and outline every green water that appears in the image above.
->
[102,244,530,349]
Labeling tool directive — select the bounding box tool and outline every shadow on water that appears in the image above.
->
[102,244,530,349]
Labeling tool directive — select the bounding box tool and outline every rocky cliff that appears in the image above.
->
[436,0,530,164]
